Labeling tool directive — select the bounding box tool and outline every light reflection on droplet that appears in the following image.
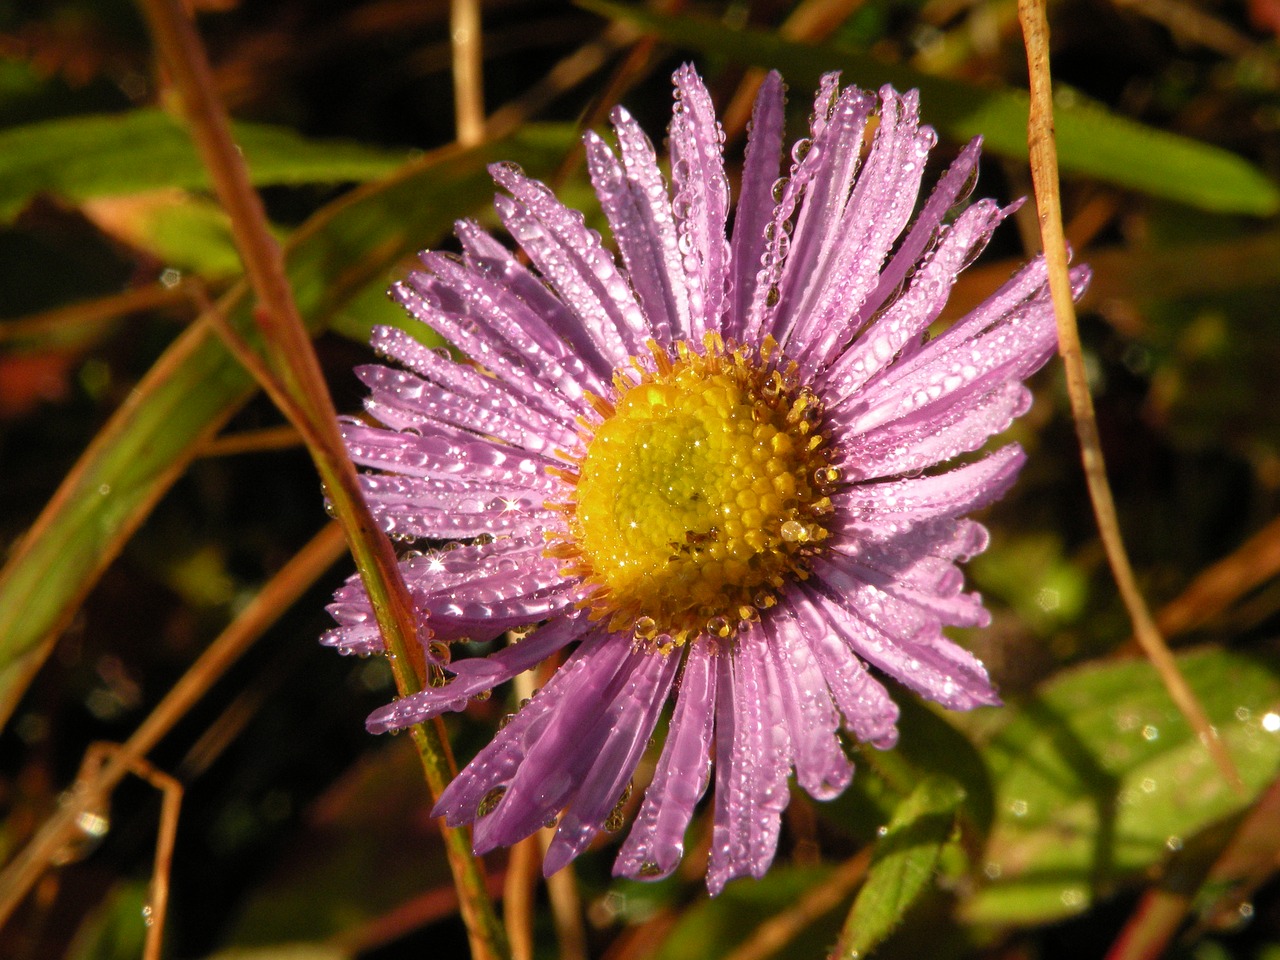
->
[1262,712,1280,733]
[1009,799,1028,817]
[1141,725,1159,741]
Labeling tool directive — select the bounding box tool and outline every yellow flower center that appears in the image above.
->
[546,336,838,649]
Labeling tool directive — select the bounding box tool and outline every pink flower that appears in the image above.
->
[324,65,1087,893]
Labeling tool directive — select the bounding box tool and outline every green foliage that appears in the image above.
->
[0,110,414,221]
[969,649,1280,924]
[836,775,966,959]
[0,124,574,723]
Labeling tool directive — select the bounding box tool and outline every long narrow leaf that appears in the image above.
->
[0,109,417,221]
[0,126,574,726]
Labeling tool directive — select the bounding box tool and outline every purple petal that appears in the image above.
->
[725,71,784,341]
[543,649,681,875]
[822,198,1016,403]
[490,164,649,361]
[783,88,935,373]
[585,130,677,344]
[836,381,1035,481]
[469,638,663,854]
[364,611,593,733]
[615,641,717,880]
[763,613,853,800]
[433,626,612,826]
[707,629,791,894]
[788,588,899,748]
[742,73,843,343]
[832,444,1026,527]
[610,104,692,341]
[669,64,731,339]
[807,567,1000,710]
[453,220,613,394]
[770,82,876,345]
[850,138,984,335]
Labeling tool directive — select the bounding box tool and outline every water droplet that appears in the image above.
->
[477,786,507,818]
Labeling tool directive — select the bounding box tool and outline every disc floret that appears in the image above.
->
[546,335,839,649]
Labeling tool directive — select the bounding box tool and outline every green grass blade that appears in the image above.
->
[0,126,574,726]
[581,0,1280,216]
[0,109,419,221]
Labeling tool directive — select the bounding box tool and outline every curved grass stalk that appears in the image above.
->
[1015,0,1242,793]
[134,0,508,955]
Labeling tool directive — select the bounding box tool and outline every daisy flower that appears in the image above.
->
[324,65,1088,894]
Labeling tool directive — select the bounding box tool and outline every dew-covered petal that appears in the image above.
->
[742,73,842,342]
[364,610,592,733]
[725,71,784,340]
[468,637,664,854]
[615,641,717,880]
[837,381,1033,481]
[358,362,578,454]
[707,629,792,895]
[340,420,558,486]
[781,88,936,373]
[432,624,609,827]
[355,471,554,541]
[787,588,899,748]
[807,565,1001,710]
[543,650,681,875]
[763,612,853,800]
[491,163,649,361]
[453,220,613,395]
[585,130,678,344]
[768,81,875,345]
[823,198,1014,403]
[849,138,984,336]
[610,104,692,341]
[832,444,1026,531]
[669,64,731,339]
[324,537,576,658]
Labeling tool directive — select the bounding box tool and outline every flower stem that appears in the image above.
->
[134,0,511,954]
[1016,0,1242,794]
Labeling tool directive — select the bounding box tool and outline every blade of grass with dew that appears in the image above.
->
[579,0,1280,216]
[0,125,575,729]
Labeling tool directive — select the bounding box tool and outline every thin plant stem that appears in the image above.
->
[134,0,509,955]
[0,281,197,344]
[1015,0,1242,792]
[198,424,304,458]
[451,0,485,146]
[0,523,346,929]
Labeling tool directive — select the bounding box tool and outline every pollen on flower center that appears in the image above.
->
[546,335,838,648]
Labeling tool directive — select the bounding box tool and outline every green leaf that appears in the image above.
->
[0,126,575,726]
[965,648,1280,925]
[580,0,1280,216]
[835,775,966,959]
[0,109,417,221]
